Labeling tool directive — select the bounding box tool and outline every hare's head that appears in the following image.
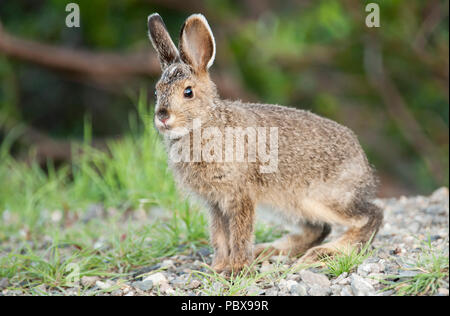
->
[148,13,217,135]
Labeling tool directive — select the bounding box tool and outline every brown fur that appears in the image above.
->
[147,13,384,273]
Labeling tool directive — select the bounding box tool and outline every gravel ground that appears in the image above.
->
[2,187,448,296]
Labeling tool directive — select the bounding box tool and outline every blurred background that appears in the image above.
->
[0,0,448,197]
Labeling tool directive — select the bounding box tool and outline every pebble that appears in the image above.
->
[308,284,331,296]
[350,274,375,296]
[357,262,383,276]
[132,280,153,291]
[95,280,114,290]
[397,270,420,278]
[8,187,448,297]
[290,283,308,296]
[160,260,175,269]
[81,276,100,288]
[437,288,449,296]
[264,287,279,296]
[143,272,168,287]
[269,255,289,264]
[300,270,331,288]
[332,272,349,285]
[188,279,201,289]
[0,278,9,290]
[259,261,273,274]
[340,286,354,296]
[247,285,264,295]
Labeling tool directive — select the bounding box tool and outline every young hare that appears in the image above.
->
[148,13,383,273]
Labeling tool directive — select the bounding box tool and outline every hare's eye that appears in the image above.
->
[183,86,193,98]
[154,90,157,98]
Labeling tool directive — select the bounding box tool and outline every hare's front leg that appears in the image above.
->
[226,196,255,274]
[209,203,230,272]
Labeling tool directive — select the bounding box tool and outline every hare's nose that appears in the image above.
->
[157,108,170,124]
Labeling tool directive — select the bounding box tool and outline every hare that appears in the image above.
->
[147,13,383,274]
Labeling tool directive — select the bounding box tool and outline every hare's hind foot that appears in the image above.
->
[297,202,383,264]
[297,243,351,264]
[254,222,331,260]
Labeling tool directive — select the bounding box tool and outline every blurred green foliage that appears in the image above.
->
[0,0,448,195]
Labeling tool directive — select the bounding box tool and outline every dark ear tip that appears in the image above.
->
[148,13,162,27]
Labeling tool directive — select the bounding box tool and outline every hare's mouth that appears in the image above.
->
[154,114,176,132]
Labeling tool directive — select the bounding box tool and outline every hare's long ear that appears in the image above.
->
[179,14,216,74]
[148,13,180,70]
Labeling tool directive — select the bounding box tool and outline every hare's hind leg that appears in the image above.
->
[254,221,331,260]
[298,201,383,264]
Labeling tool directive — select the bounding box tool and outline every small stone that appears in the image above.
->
[286,280,306,296]
[299,270,331,288]
[290,283,307,296]
[111,289,123,296]
[398,270,420,278]
[430,187,449,203]
[95,280,113,290]
[188,279,201,289]
[171,276,187,288]
[269,255,289,264]
[264,287,278,296]
[160,260,175,269]
[366,273,383,285]
[357,262,382,276]
[429,235,442,241]
[51,210,63,223]
[350,274,375,296]
[437,288,449,296]
[211,282,222,293]
[285,274,298,281]
[0,278,9,290]
[247,285,264,295]
[35,284,47,293]
[162,284,175,295]
[196,248,212,257]
[81,276,100,288]
[332,272,348,285]
[308,284,331,296]
[330,284,342,296]
[340,286,354,296]
[379,290,394,296]
[82,204,104,223]
[259,261,273,274]
[278,279,288,291]
[143,272,168,287]
[285,280,297,292]
[132,280,153,291]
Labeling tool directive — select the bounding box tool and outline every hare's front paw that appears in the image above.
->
[211,258,229,274]
[229,256,253,275]
[212,258,253,277]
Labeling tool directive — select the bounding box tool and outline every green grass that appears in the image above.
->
[193,258,309,296]
[0,90,284,295]
[380,238,449,296]
[0,90,205,293]
[321,238,375,277]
